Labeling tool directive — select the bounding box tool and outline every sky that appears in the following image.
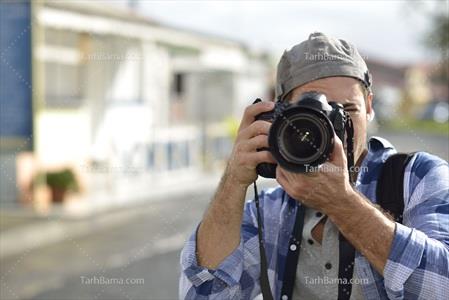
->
[112,0,445,65]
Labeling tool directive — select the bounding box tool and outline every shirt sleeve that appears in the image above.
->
[179,189,270,299]
[383,153,449,300]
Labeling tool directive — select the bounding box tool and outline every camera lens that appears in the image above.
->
[277,113,330,165]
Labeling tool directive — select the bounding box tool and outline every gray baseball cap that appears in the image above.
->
[275,32,372,101]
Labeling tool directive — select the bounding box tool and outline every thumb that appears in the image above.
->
[329,134,346,168]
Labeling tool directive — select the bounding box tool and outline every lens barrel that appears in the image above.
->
[255,92,347,178]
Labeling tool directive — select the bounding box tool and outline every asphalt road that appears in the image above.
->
[0,131,447,300]
[31,250,182,300]
[0,189,211,300]
[1,179,278,300]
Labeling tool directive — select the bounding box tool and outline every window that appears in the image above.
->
[43,29,84,108]
[44,62,83,108]
[173,73,185,98]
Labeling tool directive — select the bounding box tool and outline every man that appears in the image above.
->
[179,32,449,299]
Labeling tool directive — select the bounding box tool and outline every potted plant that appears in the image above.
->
[33,168,80,203]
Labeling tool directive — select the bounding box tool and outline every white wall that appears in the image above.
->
[33,3,271,207]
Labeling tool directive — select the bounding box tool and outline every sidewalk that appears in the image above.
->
[0,172,276,259]
[0,171,223,259]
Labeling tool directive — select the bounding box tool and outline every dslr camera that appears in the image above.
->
[254,91,354,178]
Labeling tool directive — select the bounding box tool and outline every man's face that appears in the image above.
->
[286,76,373,165]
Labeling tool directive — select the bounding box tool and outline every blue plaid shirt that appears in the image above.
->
[180,137,449,299]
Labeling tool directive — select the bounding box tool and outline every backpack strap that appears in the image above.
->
[376,152,415,223]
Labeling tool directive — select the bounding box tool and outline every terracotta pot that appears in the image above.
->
[50,187,67,203]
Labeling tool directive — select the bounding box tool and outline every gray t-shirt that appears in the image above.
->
[292,207,365,300]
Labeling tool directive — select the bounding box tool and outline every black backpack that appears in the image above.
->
[376,152,415,223]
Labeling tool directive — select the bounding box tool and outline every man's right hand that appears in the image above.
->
[226,101,277,188]
[196,100,276,269]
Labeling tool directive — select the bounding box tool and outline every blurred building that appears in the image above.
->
[0,0,270,213]
[366,58,442,121]
[366,58,407,121]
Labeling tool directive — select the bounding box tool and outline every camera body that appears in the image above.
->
[255,91,351,178]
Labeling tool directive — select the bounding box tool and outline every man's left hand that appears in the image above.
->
[276,134,355,213]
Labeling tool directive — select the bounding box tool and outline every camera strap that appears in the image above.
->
[255,183,355,300]
[279,200,306,299]
[345,115,355,182]
[254,182,274,300]
[336,113,356,299]
[254,112,357,300]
